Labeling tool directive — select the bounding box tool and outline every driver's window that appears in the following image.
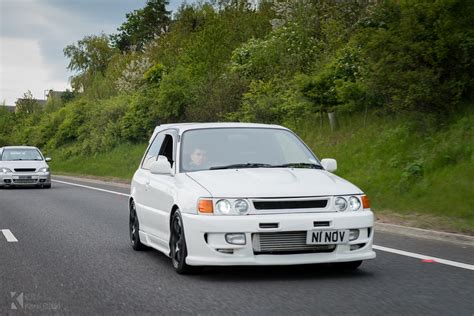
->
[142,133,165,170]
[159,134,174,167]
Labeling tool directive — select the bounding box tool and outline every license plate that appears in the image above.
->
[307,230,349,245]
[19,176,32,179]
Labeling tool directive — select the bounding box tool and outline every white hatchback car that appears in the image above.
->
[130,123,375,273]
[0,146,51,188]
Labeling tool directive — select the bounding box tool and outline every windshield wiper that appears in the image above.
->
[210,162,323,170]
[210,163,273,170]
[269,162,324,169]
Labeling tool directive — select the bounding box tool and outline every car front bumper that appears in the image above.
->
[182,211,376,266]
[0,172,51,187]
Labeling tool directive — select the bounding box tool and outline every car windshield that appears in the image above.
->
[180,128,321,172]
[1,148,43,161]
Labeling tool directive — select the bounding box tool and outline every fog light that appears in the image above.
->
[225,233,246,245]
[349,229,360,241]
[4,179,11,183]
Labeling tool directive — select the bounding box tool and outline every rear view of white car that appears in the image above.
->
[129,123,375,273]
[0,146,52,188]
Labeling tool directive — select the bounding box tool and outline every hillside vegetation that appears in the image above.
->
[0,0,473,233]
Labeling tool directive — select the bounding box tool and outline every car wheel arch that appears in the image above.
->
[169,205,180,228]
[129,198,141,223]
[168,205,181,255]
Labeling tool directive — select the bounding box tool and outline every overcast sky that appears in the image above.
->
[0,0,183,105]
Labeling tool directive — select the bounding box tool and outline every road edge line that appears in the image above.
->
[52,179,130,197]
[373,245,474,271]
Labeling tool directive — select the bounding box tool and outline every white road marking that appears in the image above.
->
[54,179,474,271]
[1,229,18,242]
[373,245,474,271]
[52,179,130,197]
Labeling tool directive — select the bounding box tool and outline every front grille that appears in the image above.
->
[14,168,36,172]
[13,179,38,184]
[253,199,328,210]
[252,231,336,255]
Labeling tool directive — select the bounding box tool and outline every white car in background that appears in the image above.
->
[0,146,52,188]
[129,123,375,274]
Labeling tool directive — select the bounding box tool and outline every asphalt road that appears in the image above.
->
[1,178,473,315]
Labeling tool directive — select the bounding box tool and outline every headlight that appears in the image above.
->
[348,196,361,211]
[213,199,250,215]
[234,199,249,214]
[0,167,12,173]
[335,197,347,211]
[215,199,232,215]
[38,167,50,173]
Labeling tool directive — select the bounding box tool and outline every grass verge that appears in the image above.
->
[293,107,473,234]
[50,143,147,180]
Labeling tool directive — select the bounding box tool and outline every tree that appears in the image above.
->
[0,102,14,145]
[64,33,115,74]
[15,90,41,114]
[358,0,474,115]
[64,34,116,91]
[111,0,171,52]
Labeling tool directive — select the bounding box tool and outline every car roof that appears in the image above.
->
[150,122,288,142]
[2,146,40,150]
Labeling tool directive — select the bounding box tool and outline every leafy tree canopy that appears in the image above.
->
[15,90,41,114]
[63,34,117,92]
[111,0,171,52]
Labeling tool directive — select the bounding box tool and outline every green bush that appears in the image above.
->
[120,92,159,142]
[143,63,165,84]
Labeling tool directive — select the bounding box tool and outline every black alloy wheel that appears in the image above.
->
[129,201,146,250]
[170,211,199,274]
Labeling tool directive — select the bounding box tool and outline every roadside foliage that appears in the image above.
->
[1,0,473,232]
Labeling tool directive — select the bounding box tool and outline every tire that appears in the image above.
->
[129,200,147,251]
[332,260,363,271]
[43,184,51,189]
[169,211,200,274]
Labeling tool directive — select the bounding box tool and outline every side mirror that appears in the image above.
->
[150,155,172,175]
[321,158,337,172]
[45,157,52,162]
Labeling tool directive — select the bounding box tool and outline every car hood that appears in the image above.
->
[0,160,48,170]
[186,168,363,198]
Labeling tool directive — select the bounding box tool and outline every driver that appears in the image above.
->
[188,147,208,170]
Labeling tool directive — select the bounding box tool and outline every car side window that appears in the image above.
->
[159,134,174,167]
[142,133,166,170]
